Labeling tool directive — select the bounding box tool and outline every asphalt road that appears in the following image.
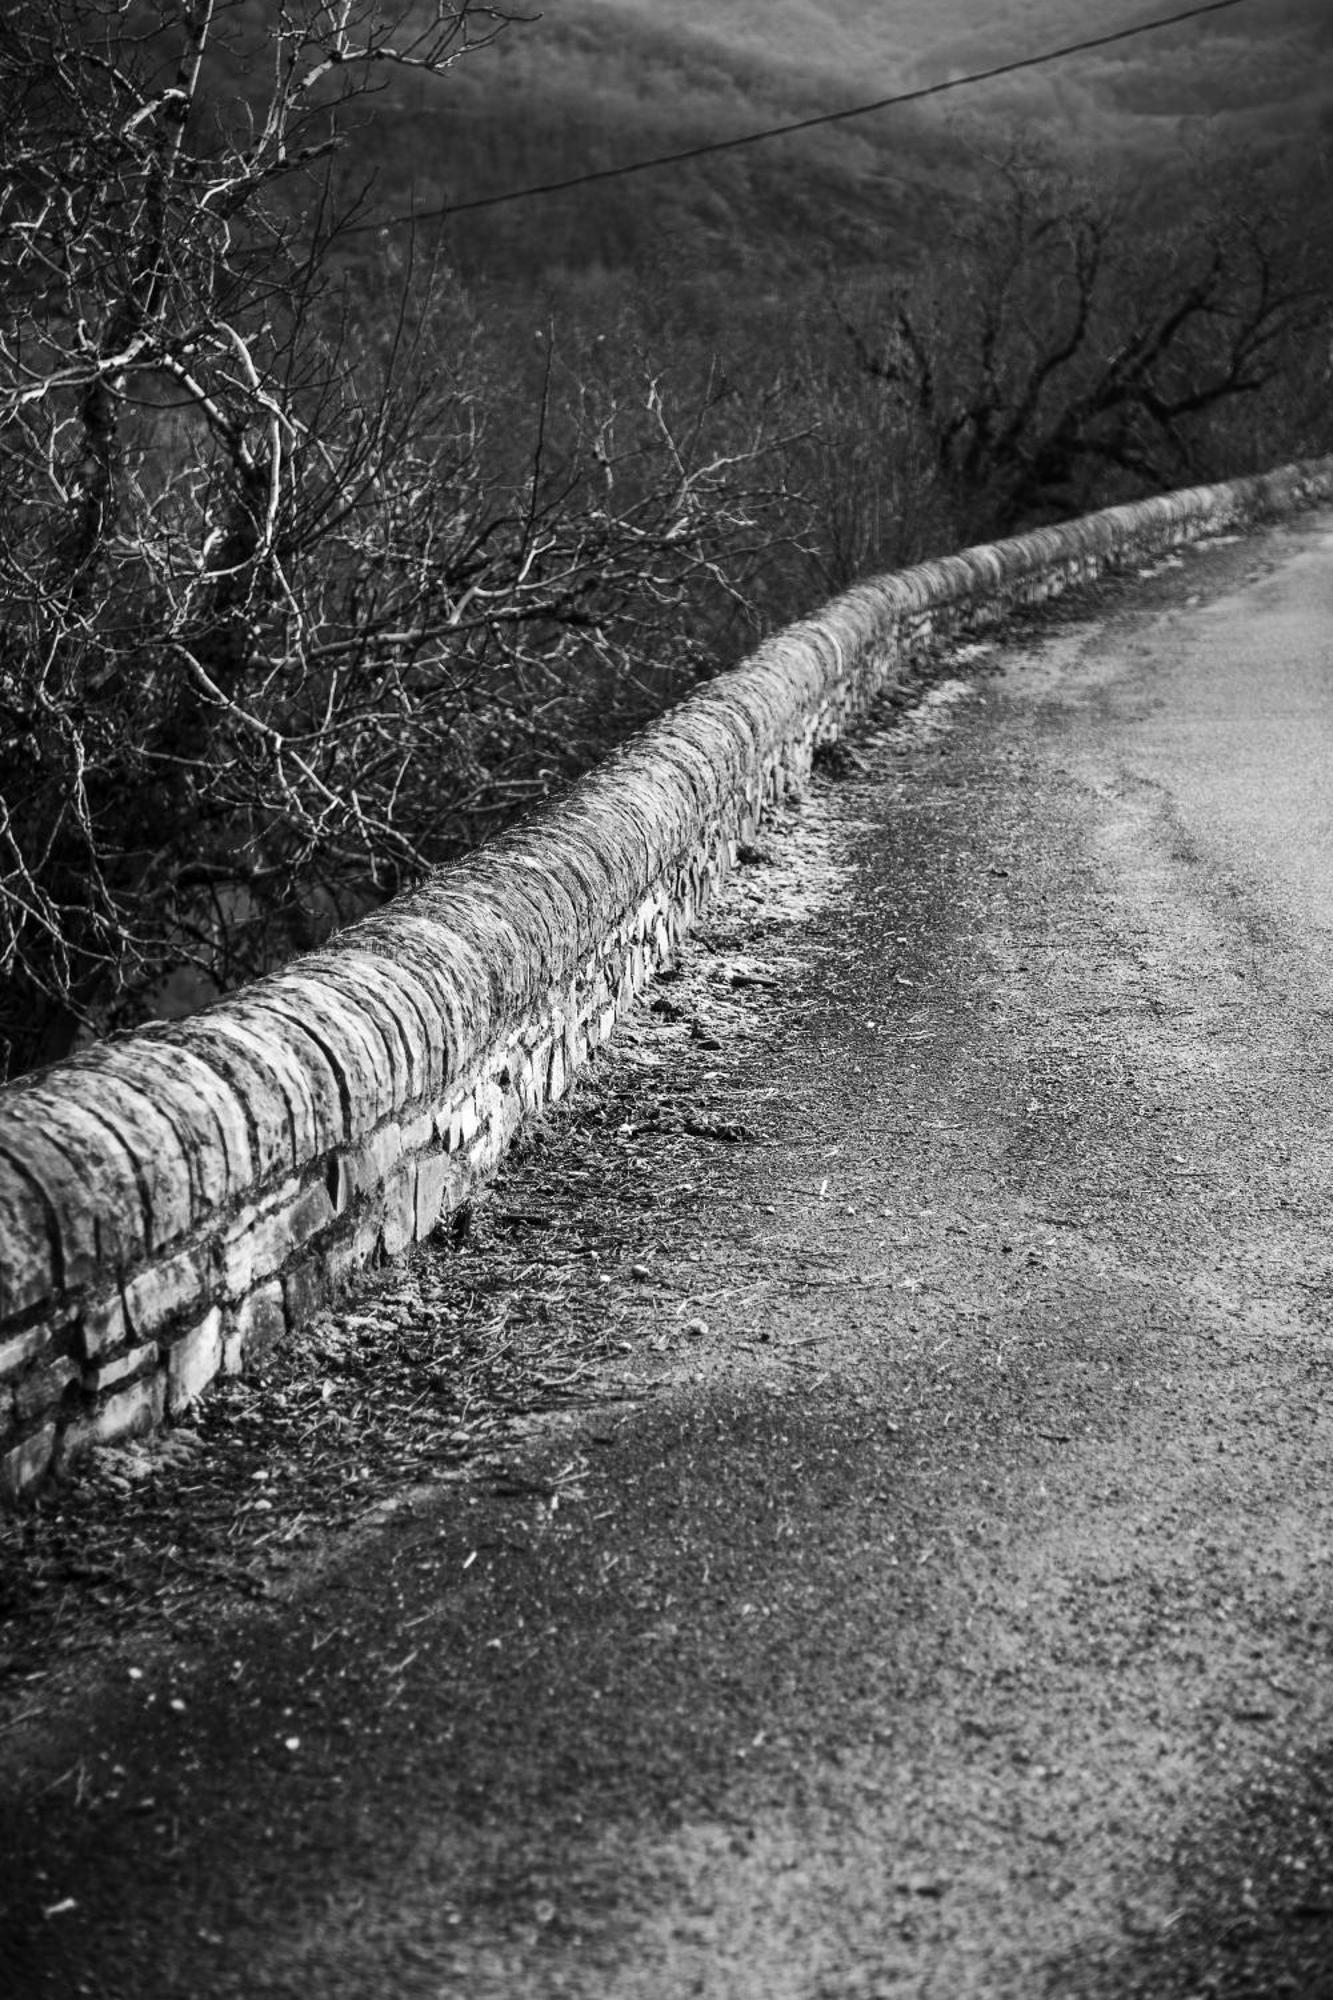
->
[3,509,1333,1998]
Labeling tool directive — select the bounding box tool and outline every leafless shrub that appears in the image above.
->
[836,142,1333,540]
[0,2,798,1075]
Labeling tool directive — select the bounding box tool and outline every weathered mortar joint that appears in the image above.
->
[3,458,1332,1500]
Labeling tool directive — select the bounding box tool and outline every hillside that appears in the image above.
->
[336,0,1333,289]
[194,0,1332,309]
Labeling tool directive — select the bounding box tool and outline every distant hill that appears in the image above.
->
[316,0,1333,290]
[179,0,1331,358]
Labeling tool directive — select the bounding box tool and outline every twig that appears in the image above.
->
[0,1707,46,1736]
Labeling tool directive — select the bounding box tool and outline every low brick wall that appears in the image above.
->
[3,459,1331,1499]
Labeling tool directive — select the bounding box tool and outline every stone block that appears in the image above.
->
[414,1152,454,1241]
[76,1045,244,1217]
[132,1038,258,1196]
[448,1095,480,1154]
[492,1092,522,1154]
[0,1160,57,1321]
[167,1309,223,1415]
[346,904,492,1083]
[14,1355,79,1422]
[329,1122,404,1211]
[297,955,429,1107]
[359,954,449,1101]
[380,1166,418,1258]
[325,1213,386,1292]
[281,1259,332,1331]
[63,1064,197,1251]
[465,1128,503,1183]
[59,1370,166,1465]
[80,1291,128,1360]
[400,1111,435,1155]
[520,1048,548,1112]
[401,872,535,1024]
[86,1342,158,1397]
[222,1177,334,1295]
[226,1280,286,1373]
[0,1099,147,1293]
[222,994,347,1153]
[177,1012,322,1174]
[362,1122,404,1183]
[124,1246,209,1341]
[287,1174,339,1249]
[0,1326,50,1382]
[464,1072,490,1136]
[0,1423,57,1503]
[259,975,397,1135]
[518,1051,545,1115]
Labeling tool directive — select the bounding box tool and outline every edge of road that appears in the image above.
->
[3,455,1332,1500]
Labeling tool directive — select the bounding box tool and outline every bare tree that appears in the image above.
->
[0,2,791,1077]
[837,146,1333,540]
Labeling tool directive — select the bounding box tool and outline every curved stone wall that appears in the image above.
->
[3,459,1331,1498]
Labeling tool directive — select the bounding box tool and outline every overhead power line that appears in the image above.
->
[356,0,1254,233]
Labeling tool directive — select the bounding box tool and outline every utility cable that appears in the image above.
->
[352,0,1255,232]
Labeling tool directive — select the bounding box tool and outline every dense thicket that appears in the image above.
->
[0,0,1328,1079]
